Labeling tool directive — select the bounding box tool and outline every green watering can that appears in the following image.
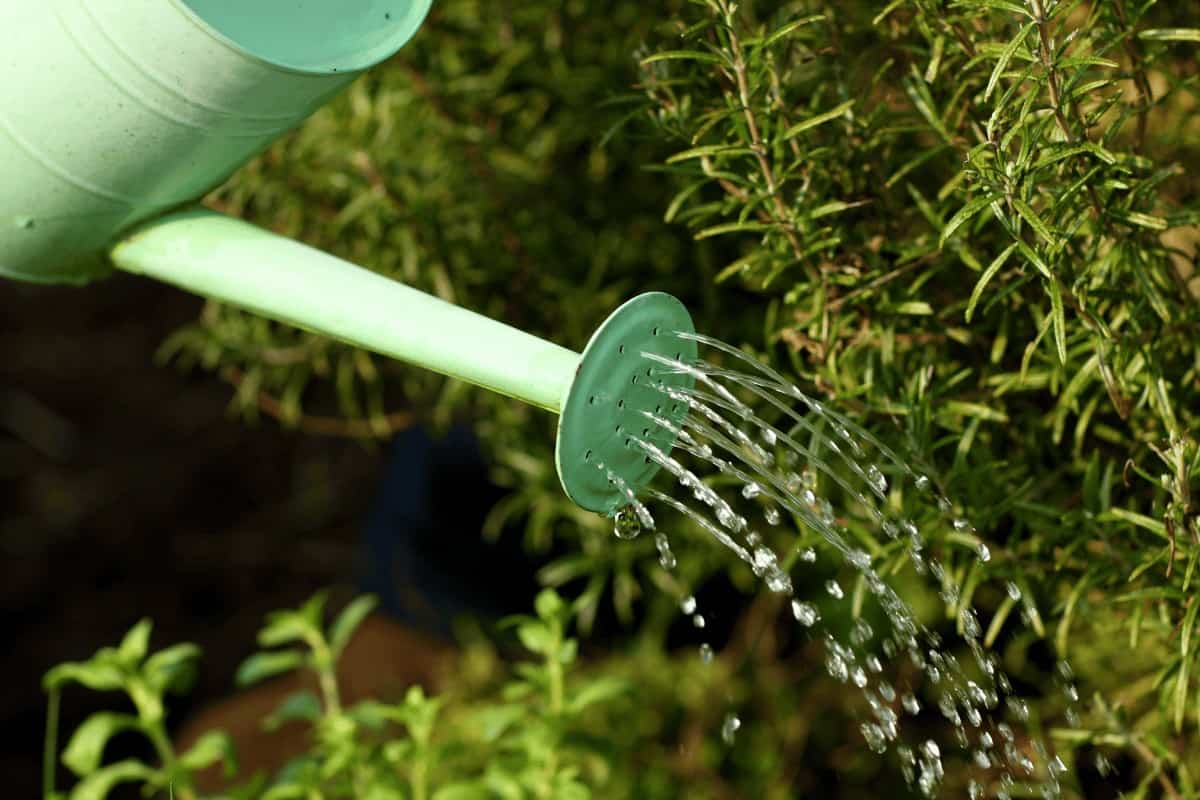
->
[0,0,696,514]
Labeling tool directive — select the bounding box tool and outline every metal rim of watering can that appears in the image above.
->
[555,292,697,515]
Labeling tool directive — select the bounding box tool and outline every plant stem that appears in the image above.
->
[43,687,58,800]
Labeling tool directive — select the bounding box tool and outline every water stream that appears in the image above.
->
[604,331,1080,799]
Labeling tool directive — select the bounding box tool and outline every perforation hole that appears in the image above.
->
[584,449,592,461]
[618,344,626,354]
[652,326,660,335]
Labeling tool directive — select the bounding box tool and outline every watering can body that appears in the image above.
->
[0,0,430,284]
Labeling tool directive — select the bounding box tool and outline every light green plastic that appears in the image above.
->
[555,293,697,514]
[0,0,431,283]
[111,208,582,413]
[0,0,697,512]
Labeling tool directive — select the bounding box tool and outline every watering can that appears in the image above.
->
[0,0,696,515]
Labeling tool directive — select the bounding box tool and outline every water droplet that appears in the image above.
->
[761,427,777,446]
[867,464,888,494]
[1007,697,1030,721]
[800,547,817,562]
[851,666,868,687]
[784,472,803,493]
[861,722,887,753]
[791,600,819,626]
[613,507,642,539]
[974,750,991,768]
[923,740,940,759]
[765,566,793,594]
[850,618,874,646]
[826,579,844,600]
[1094,752,1112,776]
[721,712,741,744]
[763,506,781,525]
[826,652,849,682]
[847,549,871,571]
[699,643,713,664]
[692,613,706,629]
[659,550,677,569]
[952,518,970,532]
[902,693,921,715]
[1006,581,1022,601]
[654,532,669,552]
[741,481,762,499]
[866,654,882,673]
[977,543,991,562]
[680,595,697,615]
[752,546,776,575]
[914,474,931,492]
[969,779,983,800]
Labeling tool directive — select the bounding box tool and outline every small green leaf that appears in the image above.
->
[62,713,140,777]
[265,690,323,731]
[235,651,306,688]
[329,595,378,658]
[665,144,754,164]
[534,588,565,621]
[1138,28,1200,43]
[179,731,237,777]
[1015,240,1052,279]
[694,221,771,239]
[567,677,630,713]
[143,644,201,695]
[782,99,855,139]
[117,620,152,666]
[639,49,725,65]
[516,622,552,655]
[1048,279,1067,365]
[1100,508,1169,540]
[941,193,1000,246]
[44,661,125,693]
[986,23,1035,100]
[1115,211,1169,230]
[258,612,316,648]
[1012,198,1057,248]
[67,759,158,800]
[753,15,825,48]
[966,243,1018,322]
[893,301,934,315]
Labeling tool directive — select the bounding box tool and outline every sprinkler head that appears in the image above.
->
[555,292,697,515]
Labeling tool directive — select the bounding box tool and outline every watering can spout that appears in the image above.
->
[2,0,697,514]
[110,208,582,414]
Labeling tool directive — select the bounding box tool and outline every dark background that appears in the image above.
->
[2,276,387,796]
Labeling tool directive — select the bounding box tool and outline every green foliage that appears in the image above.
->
[64,0,1200,796]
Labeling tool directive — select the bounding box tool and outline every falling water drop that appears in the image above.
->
[721,712,742,744]
[977,543,992,563]
[914,474,932,492]
[764,506,782,525]
[826,579,844,600]
[1006,581,1022,601]
[692,613,706,629]
[613,507,643,540]
[867,464,888,494]
[765,566,793,594]
[741,481,762,499]
[680,595,697,615]
[902,693,921,715]
[800,547,817,562]
[791,600,819,626]
[761,427,777,446]
[699,643,714,664]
